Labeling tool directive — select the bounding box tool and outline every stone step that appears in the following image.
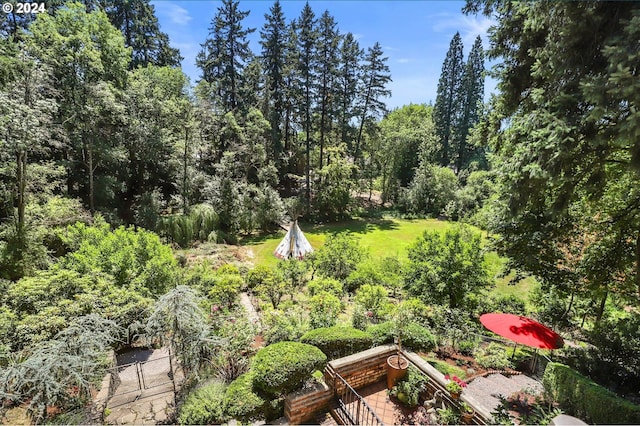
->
[484,373,522,398]
[509,374,544,395]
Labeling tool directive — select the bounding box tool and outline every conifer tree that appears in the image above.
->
[355,42,391,161]
[315,10,340,170]
[197,0,255,112]
[260,0,287,162]
[295,2,318,212]
[337,32,363,155]
[433,32,464,168]
[455,35,484,172]
[101,0,182,68]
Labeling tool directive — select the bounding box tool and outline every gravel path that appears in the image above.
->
[465,373,544,416]
[240,292,260,325]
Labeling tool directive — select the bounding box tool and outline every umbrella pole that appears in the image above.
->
[511,342,517,360]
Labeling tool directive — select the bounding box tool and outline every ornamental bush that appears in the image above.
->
[543,362,640,424]
[178,382,227,425]
[301,326,373,359]
[473,343,513,370]
[251,342,327,397]
[366,321,436,352]
[223,373,267,423]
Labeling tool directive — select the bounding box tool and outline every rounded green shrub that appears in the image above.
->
[402,322,437,352]
[367,321,395,345]
[223,373,266,422]
[178,381,227,425]
[251,342,327,396]
[301,326,373,359]
[473,343,513,369]
[367,321,436,352]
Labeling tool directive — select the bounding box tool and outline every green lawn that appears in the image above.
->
[243,217,457,268]
[242,216,536,302]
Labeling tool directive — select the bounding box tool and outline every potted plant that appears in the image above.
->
[386,303,413,389]
[436,407,460,426]
[460,401,475,423]
[388,366,429,407]
[444,375,466,399]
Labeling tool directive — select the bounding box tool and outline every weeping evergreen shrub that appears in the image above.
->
[159,204,219,247]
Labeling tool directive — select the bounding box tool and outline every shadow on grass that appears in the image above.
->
[239,217,399,245]
[305,217,399,235]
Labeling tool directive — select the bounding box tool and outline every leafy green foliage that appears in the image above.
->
[212,314,257,382]
[0,315,120,423]
[314,233,367,282]
[261,306,310,345]
[146,286,215,376]
[300,326,372,359]
[159,204,219,248]
[473,343,513,370]
[60,219,178,296]
[390,366,428,407]
[401,164,458,216]
[209,270,243,310]
[542,362,640,424]
[223,373,268,423]
[354,284,389,323]
[309,292,342,328]
[307,277,343,297]
[314,148,356,221]
[405,225,490,308]
[178,381,227,425]
[251,342,327,396]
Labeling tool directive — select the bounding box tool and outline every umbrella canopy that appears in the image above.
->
[480,313,564,350]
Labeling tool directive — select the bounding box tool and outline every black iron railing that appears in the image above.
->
[332,371,383,426]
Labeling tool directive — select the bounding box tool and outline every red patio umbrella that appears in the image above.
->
[479,313,564,350]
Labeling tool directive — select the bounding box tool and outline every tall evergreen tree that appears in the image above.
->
[337,32,363,155]
[197,0,255,112]
[355,42,391,161]
[295,2,318,212]
[433,32,464,168]
[260,0,287,162]
[454,35,484,172]
[315,10,340,170]
[101,0,182,68]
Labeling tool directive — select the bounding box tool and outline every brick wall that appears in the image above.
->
[284,382,333,425]
[325,344,397,393]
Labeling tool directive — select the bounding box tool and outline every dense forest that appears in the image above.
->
[1,0,639,424]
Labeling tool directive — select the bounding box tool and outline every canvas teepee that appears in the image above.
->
[274,221,313,259]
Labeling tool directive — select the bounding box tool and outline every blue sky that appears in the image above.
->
[151,1,497,110]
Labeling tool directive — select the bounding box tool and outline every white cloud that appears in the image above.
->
[396,58,411,64]
[153,2,193,26]
[431,13,496,48]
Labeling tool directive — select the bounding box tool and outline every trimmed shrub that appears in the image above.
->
[178,382,227,425]
[366,321,436,352]
[402,322,437,352]
[251,342,327,396]
[473,343,513,370]
[223,373,266,423]
[307,277,343,297]
[367,321,395,346]
[301,326,373,359]
[543,362,640,424]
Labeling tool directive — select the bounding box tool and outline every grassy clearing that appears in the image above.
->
[421,356,468,379]
[243,217,457,268]
[240,216,536,301]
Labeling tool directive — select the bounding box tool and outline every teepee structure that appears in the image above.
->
[274,221,313,259]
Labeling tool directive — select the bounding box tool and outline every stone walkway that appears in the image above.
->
[96,347,181,425]
[240,292,260,325]
[464,372,544,415]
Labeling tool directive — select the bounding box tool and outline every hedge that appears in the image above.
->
[178,382,227,425]
[251,342,327,397]
[542,362,640,424]
[223,373,268,422]
[301,326,373,359]
[367,321,436,352]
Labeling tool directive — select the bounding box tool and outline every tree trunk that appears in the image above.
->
[595,289,608,325]
[88,143,94,213]
[636,227,640,297]
[183,125,190,214]
[16,150,26,234]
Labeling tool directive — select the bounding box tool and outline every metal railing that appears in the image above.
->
[332,371,383,426]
